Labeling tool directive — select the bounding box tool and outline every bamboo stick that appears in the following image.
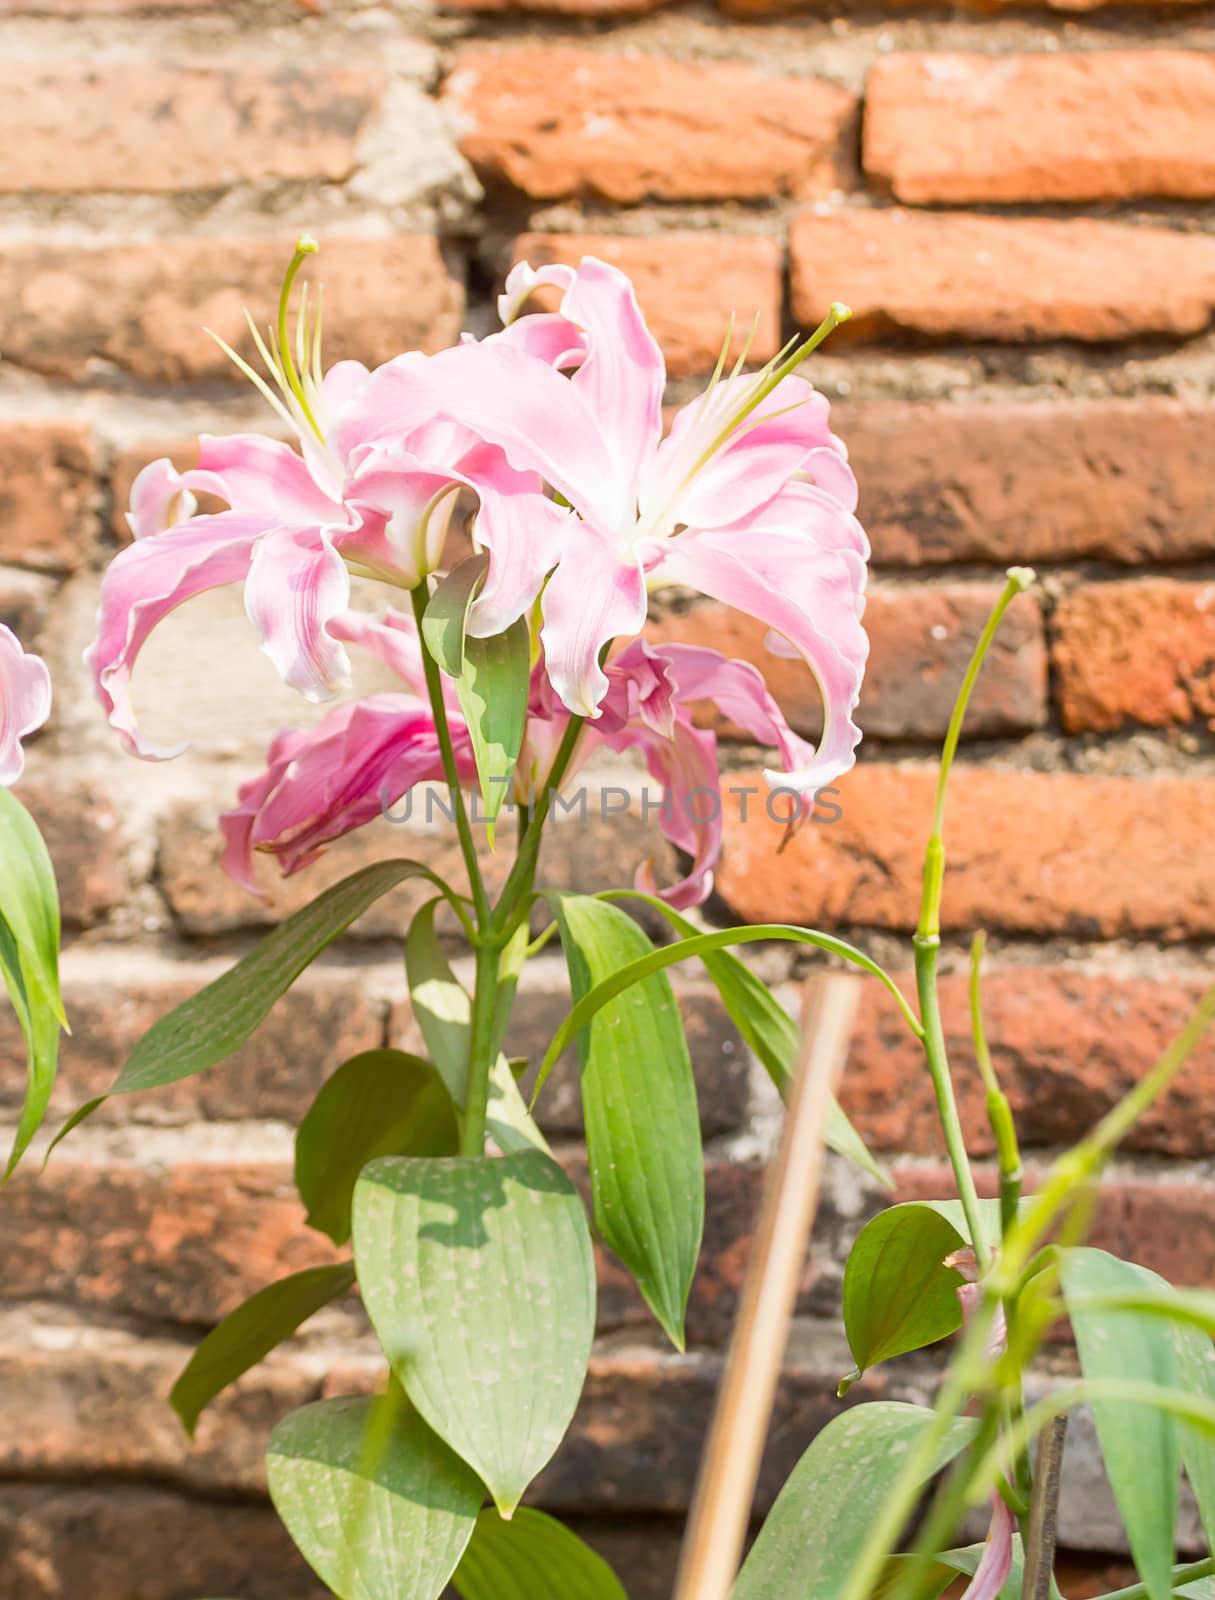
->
[671,974,862,1600]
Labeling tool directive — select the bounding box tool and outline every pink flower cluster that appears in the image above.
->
[87,251,870,905]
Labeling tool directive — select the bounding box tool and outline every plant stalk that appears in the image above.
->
[460,937,503,1157]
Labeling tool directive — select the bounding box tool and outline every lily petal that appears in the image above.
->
[86,513,264,758]
[127,457,231,540]
[0,625,52,787]
[960,1495,1016,1600]
[648,641,816,776]
[243,526,352,702]
[656,527,867,796]
[607,713,721,910]
[197,434,342,521]
[540,528,648,719]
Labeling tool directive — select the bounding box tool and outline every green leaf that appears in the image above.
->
[353,1149,595,1516]
[170,1263,356,1437]
[267,1393,482,1600]
[51,860,447,1147]
[0,788,65,1178]
[1174,1318,1215,1559]
[486,1052,551,1157]
[422,554,488,677]
[840,1205,968,1393]
[537,921,923,1088]
[551,893,703,1351]
[732,1402,977,1600]
[294,1050,459,1245]
[453,1507,629,1600]
[600,891,890,1188]
[458,619,530,842]
[1060,1248,1181,1600]
[405,898,471,1109]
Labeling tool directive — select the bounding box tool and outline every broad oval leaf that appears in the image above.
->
[52,859,449,1145]
[171,1262,356,1436]
[453,1507,629,1600]
[0,789,65,1178]
[267,1393,482,1600]
[295,1050,459,1245]
[733,1401,977,1600]
[353,1148,595,1516]
[840,1204,968,1392]
[1060,1247,1180,1600]
[551,893,703,1351]
[601,891,890,1189]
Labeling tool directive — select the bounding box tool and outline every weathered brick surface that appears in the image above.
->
[838,397,1215,566]
[1053,580,1215,733]
[649,583,1047,742]
[844,965,1215,1158]
[0,64,382,192]
[0,570,55,645]
[0,235,463,382]
[0,956,384,1125]
[865,52,1215,204]
[21,775,127,927]
[791,210,1215,344]
[0,422,95,572]
[717,765,1215,939]
[0,1484,327,1600]
[513,232,782,378]
[446,49,856,202]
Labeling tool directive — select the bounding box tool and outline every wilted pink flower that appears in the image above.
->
[222,616,810,908]
[0,625,51,787]
[346,255,868,796]
[960,1493,1016,1600]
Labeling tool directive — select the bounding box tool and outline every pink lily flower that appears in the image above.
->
[0,624,51,787]
[346,255,868,796]
[87,239,568,759]
[221,614,810,909]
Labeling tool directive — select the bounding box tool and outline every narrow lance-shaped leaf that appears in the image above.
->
[422,555,489,677]
[405,898,472,1109]
[353,1149,596,1517]
[0,789,66,1177]
[1060,1248,1181,1600]
[453,1507,629,1600]
[458,619,530,842]
[551,892,703,1351]
[294,1050,459,1245]
[51,859,452,1146]
[600,890,890,1188]
[733,1402,978,1600]
[171,1263,356,1437]
[267,1393,483,1600]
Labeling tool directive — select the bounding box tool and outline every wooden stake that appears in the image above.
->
[671,974,861,1600]
[1022,1415,1067,1600]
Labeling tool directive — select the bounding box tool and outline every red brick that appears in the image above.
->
[0,1484,326,1600]
[441,0,670,11]
[865,52,1215,205]
[791,210,1215,344]
[0,64,381,193]
[0,570,55,645]
[513,232,781,378]
[836,396,1215,566]
[0,234,463,383]
[717,765,1215,940]
[844,965,1215,1159]
[446,49,856,203]
[1053,580,1215,733]
[649,583,1047,743]
[0,956,383,1126]
[895,1164,1215,1290]
[0,422,95,572]
[0,1323,880,1510]
[21,773,127,927]
[722,0,1208,14]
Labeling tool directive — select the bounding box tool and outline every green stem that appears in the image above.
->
[969,934,1024,1237]
[916,934,991,1272]
[892,1400,1004,1600]
[1099,1555,1215,1600]
[492,714,585,937]
[461,937,502,1157]
[410,583,491,927]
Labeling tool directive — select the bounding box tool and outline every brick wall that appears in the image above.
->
[0,0,1212,1595]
